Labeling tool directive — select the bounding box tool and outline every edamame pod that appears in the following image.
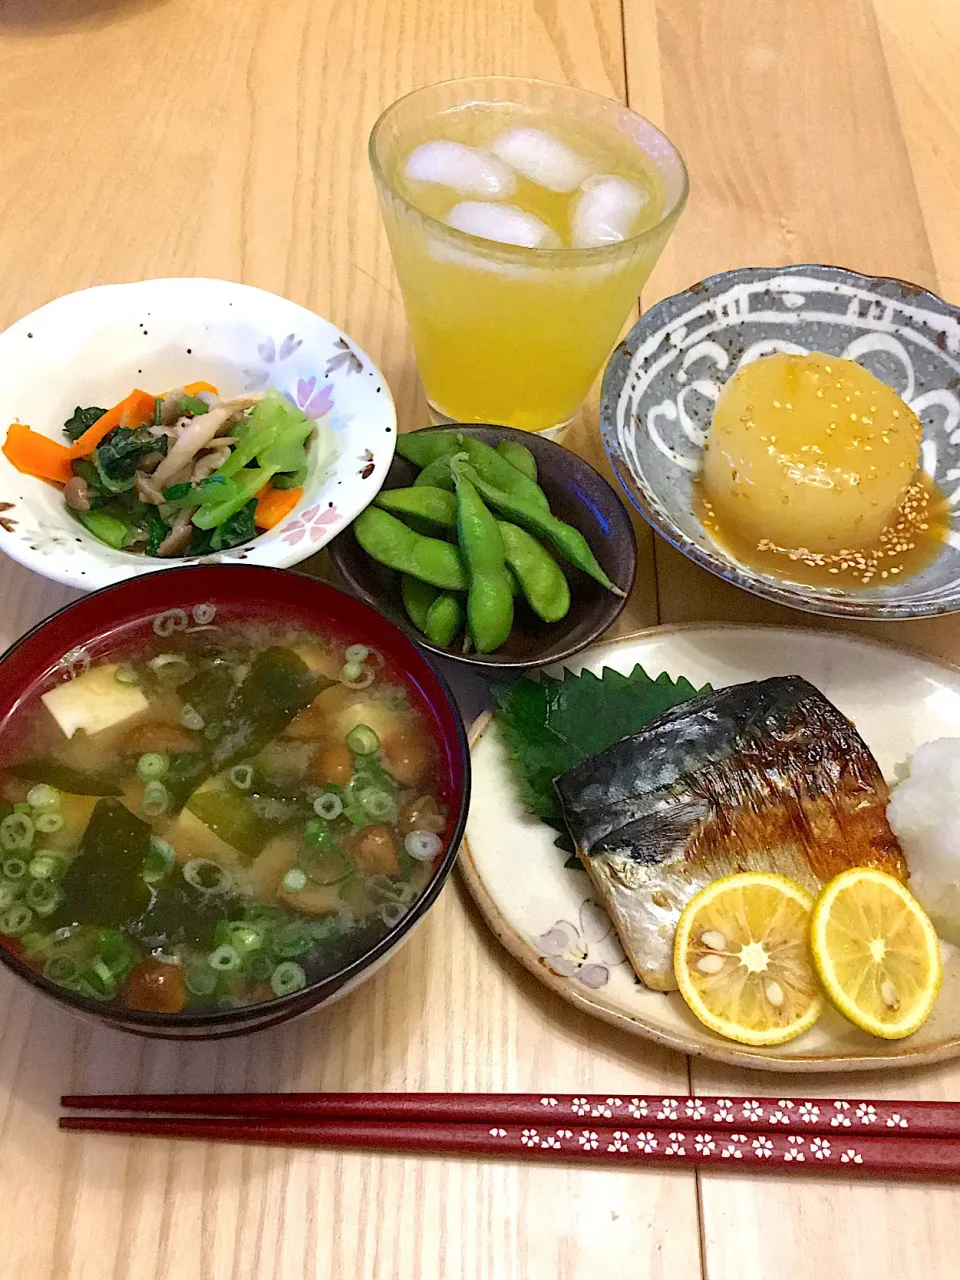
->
[424,592,465,647]
[499,522,570,622]
[399,429,549,511]
[413,456,456,490]
[454,474,514,653]
[401,574,440,632]
[354,508,468,590]
[395,432,460,469]
[496,439,538,483]
[375,486,457,530]
[453,460,625,597]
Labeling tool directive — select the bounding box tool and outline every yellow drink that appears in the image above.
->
[370,79,687,433]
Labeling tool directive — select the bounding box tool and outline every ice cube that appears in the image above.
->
[445,201,560,249]
[404,141,515,198]
[571,175,649,248]
[489,127,591,193]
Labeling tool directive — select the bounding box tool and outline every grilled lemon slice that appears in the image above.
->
[674,872,823,1046]
[810,867,941,1039]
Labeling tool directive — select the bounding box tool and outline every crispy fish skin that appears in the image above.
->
[553,676,906,992]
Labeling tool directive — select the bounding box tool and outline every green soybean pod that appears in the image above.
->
[499,522,570,622]
[353,508,468,591]
[413,456,456,491]
[496,439,538,484]
[454,474,514,654]
[424,592,466,648]
[375,486,457,531]
[401,574,440,632]
[454,461,625,597]
[395,430,461,469]
[457,437,549,512]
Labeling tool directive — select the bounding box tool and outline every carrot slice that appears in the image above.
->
[255,485,303,530]
[182,381,219,397]
[2,423,74,485]
[68,388,156,459]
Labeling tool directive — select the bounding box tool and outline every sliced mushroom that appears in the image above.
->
[157,388,187,426]
[63,476,90,511]
[151,395,261,491]
[155,508,196,558]
[135,472,166,505]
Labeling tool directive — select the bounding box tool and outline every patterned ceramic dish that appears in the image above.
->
[0,278,397,591]
[600,264,960,619]
[461,623,960,1072]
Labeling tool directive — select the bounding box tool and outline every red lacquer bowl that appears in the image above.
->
[0,565,470,1039]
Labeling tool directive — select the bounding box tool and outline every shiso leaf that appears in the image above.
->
[491,664,710,856]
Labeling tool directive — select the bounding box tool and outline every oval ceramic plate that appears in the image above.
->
[0,278,397,590]
[461,624,960,1071]
[600,264,960,620]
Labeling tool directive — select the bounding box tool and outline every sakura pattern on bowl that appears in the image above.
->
[0,278,396,591]
[600,263,960,619]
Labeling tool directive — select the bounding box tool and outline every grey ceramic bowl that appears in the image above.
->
[600,263,960,619]
[328,425,637,671]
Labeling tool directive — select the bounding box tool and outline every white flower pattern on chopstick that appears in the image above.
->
[489,1128,507,1138]
[752,1136,774,1158]
[607,1131,631,1153]
[712,1099,734,1122]
[810,1138,831,1159]
[742,1100,764,1121]
[798,1103,821,1123]
[856,1104,877,1124]
[636,1132,658,1153]
[886,1112,908,1128]
[578,1131,599,1150]
[520,1129,540,1147]
[665,1132,686,1156]
[693,1134,716,1155]
[840,1148,863,1164]
[628,1098,648,1119]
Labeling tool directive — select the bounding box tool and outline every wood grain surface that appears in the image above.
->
[0,0,958,1276]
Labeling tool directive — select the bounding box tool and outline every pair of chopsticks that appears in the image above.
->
[60,1092,959,1179]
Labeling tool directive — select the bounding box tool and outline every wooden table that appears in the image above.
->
[1,1,959,1276]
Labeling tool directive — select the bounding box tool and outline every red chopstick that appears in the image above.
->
[58,1114,958,1179]
[60,1092,948,1139]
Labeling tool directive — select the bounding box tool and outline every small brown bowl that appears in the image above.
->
[327,424,637,672]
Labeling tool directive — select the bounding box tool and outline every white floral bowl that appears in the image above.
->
[0,278,397,590]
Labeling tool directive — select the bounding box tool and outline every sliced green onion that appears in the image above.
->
[44,955,80,985]
[0,813,33,852]
[183,859,230,892]
[81,959,118,999]
[228,924,264,955]
[229,764,254,791]
[0,904,34,936]
[0,884,16,911]
[272,922,313,957]
[26,880,62,915]
[28,853,64,880]
[114,663,140,686]
[304,916,341,942]
[312,793,343,821]
[27,784,60,811]
[141,780,170,817]
[203,723,223,741]
[270,960,307,996]
[207,944,242,972]
[344,644,369,664]
[35,812,64,834]
[180,703,205,731]
[183,961,219,995]
[242,952,275,982]
[281,868,308,893]
[346,724,380,756]
[340,664,374,690]
[404,830,443,862]
[2,857,27,881]
[380,901,407,928]
[358,788,396,822]
[13,802,31,816]
[137,752,170,781]
[150,653,194,685]
[143,837,176,884]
